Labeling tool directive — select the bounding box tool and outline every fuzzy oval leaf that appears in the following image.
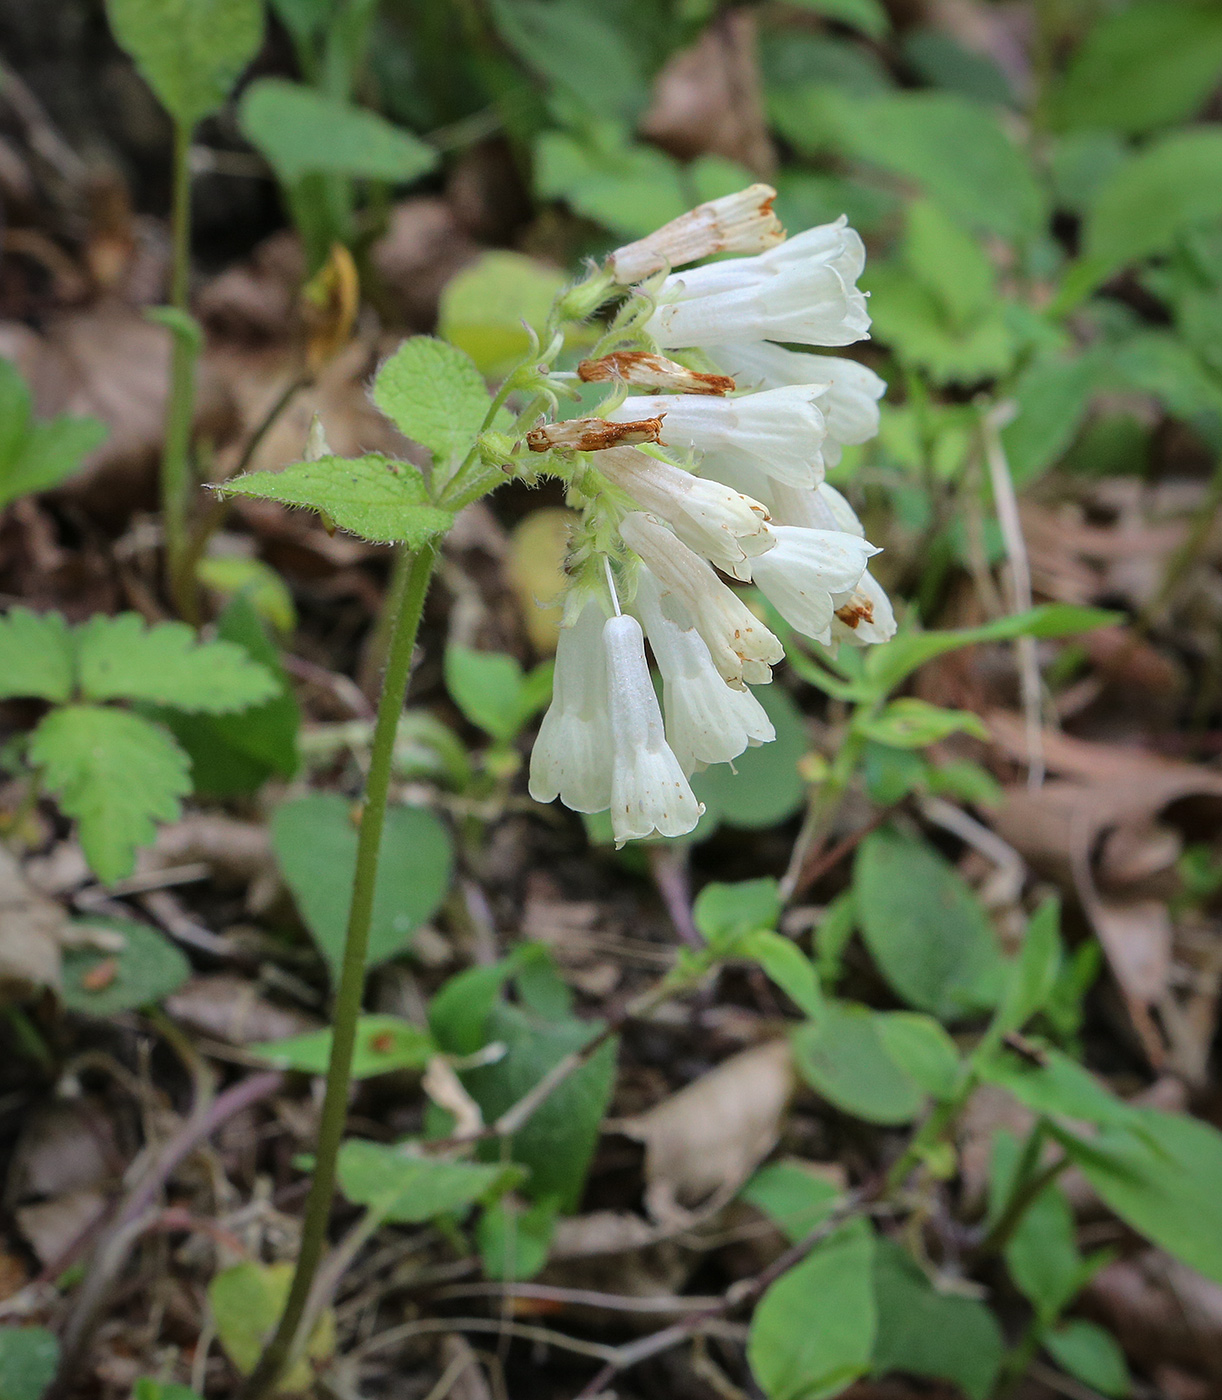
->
[61,918,190,1016]
[748,1220,876,1400]
[0,608,75,702]
[222,454,453,546]
[271,794,453,979]
[338,1139,517,1222]
[76,612,279,713]
[373,337,491,469]
[0,1327,59,1400]
[239,79,438,184]
[105,0,264,126]
[855,828,1004,1020]
[250,1015,436,1078]
[29,706,191,885]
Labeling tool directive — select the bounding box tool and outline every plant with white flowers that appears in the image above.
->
[216,185,891,1394]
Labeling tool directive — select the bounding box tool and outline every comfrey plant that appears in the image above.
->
[219,186,890,1396]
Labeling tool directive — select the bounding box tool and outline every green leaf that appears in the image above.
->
[477,1195,558,1281]
[873,1012,961,1098]
[997,1157,1086,1321]
[904,199,998,328]
[1045,1320,1131,1398]
[221,454,454,547]
[105,0,264,127]
[791,1002,927,1125]
[162,593,299,797]
[438,252,568,378]
[871,1238,1003,1400]
[737,929,825,1020]
[692,684,808,831]
[821,90,1043,240]
[1055,1107,1222,1286]
[238,79,438,184]
[1054,1,1222,137]
[429,957,519,1056]
[373,338,490,470]
[271,794,453,979]
[995,898,1063,1038]
[75,612,278,713]
[784,0,889,39]
[742,1159,843,1243]
[857,697,988,749]
[536,130,687,239]
[0,412,107,508]
[444,644,552,744]
[133,1381,203,1400]
[197,555,296,635]
[249,1015,436,1078]
[1084,129,1222,274]
[0,608,75,702]
[864,604,1118,695]
[462,1004,617,1210]
[60,918,190,1016]
[1000,352,1102,486]
[338,1138,517,1222]
[208,1261,333,1387]
[855,829,1004,1021]
[693,877,781,945]
[980,1044,1137,1130]
[30,706,192,884]
[748,1220,876,1400]
[0,1327,59,1400]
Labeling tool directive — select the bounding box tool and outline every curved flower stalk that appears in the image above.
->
[518,187,894,845]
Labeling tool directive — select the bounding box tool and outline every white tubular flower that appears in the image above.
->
[606,184,785,285]
[619,511,784,689]
[750,525,879,645]
[708,342,886,466]
[603,613,704,845]
[596,446,773,581]
[528,600,613,813]
[646,215,870,349]
[768,481,863,534]
[833,569,897,646]
[608,387,827,490]
[634,569,774,774]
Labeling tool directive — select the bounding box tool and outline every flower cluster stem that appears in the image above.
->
[238,543,437,1400]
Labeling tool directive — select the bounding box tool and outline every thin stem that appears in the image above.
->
[163,118,201,619]
[238,543,438,1400]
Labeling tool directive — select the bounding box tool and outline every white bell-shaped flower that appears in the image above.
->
[619,511,784,689]
[768,481,863,534]
[595,446,773,581]
[603,613,704,845]
[832,570,897,646]
[609,388,827,490]
[634,569,774,774]
[708,342,886,466]
[659,216,865,300]
[750,524,879,644]
[528,600,613,812]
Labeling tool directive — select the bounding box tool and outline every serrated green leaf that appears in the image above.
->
[749,1220,876,1400]
[238,78,438,184]
[249,1015,436,1078]
[338,1138,517,1222]
[222,454,454,546]
[0,608,75,702]
[271,794,453,979]
[105,0,264,127]
[373,338,490,470]
[0,1327,59,1400]
[1045,1320,1131,1398]
[75,612,278,713]
[871,1238,1003,1400]
[29,706,191,885]
[60,918,190,1016]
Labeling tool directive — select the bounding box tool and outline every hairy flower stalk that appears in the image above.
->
[523,189,894,845]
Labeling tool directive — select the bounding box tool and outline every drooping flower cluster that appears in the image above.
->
[527,186,892,847]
